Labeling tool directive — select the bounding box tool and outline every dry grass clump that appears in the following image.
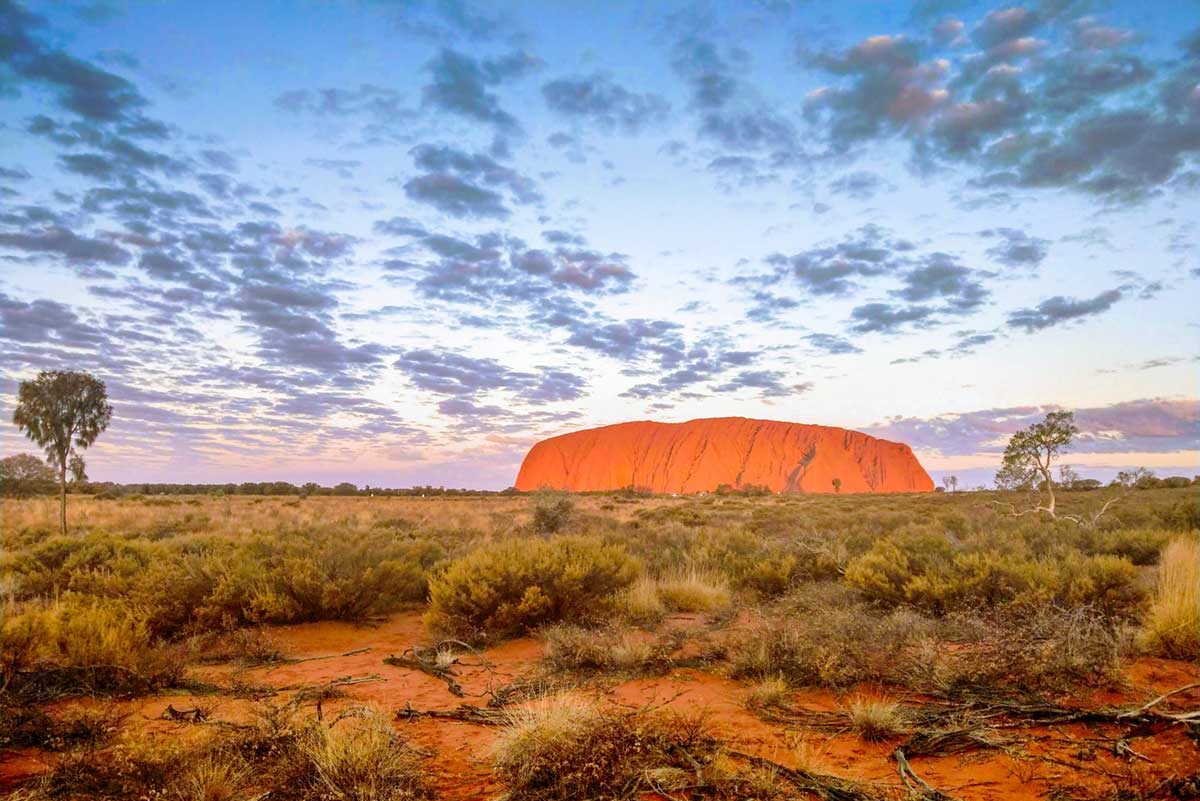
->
[19,700,427,801]
[1138,537,1200,659]
[541,624,671,675]
[300,711,427,801]
[743,676,790,711]
[619,576,666,624]
[491,695,782,800]
[173,752,251,801]
[655,569,732,613]
[843,695,909,741]
[789,734,832,774]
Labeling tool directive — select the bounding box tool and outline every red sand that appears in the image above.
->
[3,611,1196,800]
[514,417,935,494]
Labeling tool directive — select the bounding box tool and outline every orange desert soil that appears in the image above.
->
[3,611,1197,800]
[515,417,935,494]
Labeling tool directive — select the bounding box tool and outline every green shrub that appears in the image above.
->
[845,530,1145,618]
[531,491,575,534]
[425,535,638,640]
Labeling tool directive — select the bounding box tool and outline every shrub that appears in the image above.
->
[729,588,934,689]
[425,535,638,640]
[1,597,183,697]
[531,491,575,534]
[1139,537,1200,659]
[845,532,1145,618]
[492,696,772,800]
[905,606,1126,695]
[542,624,670,675]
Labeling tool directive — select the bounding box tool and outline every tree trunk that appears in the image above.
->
[1042,467,1056,516]
[59,464,68,535]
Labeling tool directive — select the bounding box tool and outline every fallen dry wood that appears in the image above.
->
[395,700,508,726]
[893,747,959,800]
[265,646,371,672]
[383,652,464,696]
[726,750,893,801]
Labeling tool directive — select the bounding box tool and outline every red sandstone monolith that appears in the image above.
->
[515,417,933,494]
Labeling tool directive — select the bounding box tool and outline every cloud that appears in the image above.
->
[867,397,1199,456]
[980,227,1049,269]
[828,170,891,200]
[804,332,862,354]
[394,349,585,409]
[848,302,936,333]
[672,35,798,159]
[542,72,669,133]
[0,291,107,348]
[893,253,989,312]
[401,143,542,219]
[422,48,540,130]
[1006,288,1123,332]
[712,370,810,398]
[804,10,1200,201]
[763,224,915,296]
[374,216,428,237]
[0,225,131,266]
[399,231,636,303]
[564,317,684,363]
[404,172,509,218]
[0,1,148,124]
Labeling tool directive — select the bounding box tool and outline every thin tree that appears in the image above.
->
[12,370,112,535]
[994,410,1078,518]
[993,410,1146,526]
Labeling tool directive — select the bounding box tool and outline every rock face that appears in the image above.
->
[515,417,934,494]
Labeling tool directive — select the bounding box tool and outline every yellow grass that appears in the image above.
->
[1139,537,1200,659]
[844,695,908,741]
[655,568,732,612]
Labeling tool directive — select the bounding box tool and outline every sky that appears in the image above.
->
[0,0,1197,489]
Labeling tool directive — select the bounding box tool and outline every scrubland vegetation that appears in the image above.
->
[1,484,1197,799]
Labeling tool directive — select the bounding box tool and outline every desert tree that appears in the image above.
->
[994,410,1078,518]
[994,410,1147,526]
[12,370,112,534]
[831,477,841,493]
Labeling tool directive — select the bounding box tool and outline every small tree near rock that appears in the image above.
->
[994,410,1077,517]
[993,410,1147,526]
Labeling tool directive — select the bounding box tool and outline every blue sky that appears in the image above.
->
[1,0,1197,488]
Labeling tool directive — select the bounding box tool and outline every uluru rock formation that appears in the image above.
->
[515,417,934,494]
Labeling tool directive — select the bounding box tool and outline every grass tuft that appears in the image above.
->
[655,569,732,612]
[844,695,908,741]
[1139,537,1200,659]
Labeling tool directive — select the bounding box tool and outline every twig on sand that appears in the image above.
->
[893,748,959,800]
[726,750,892,801]
[265,646,371,672]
